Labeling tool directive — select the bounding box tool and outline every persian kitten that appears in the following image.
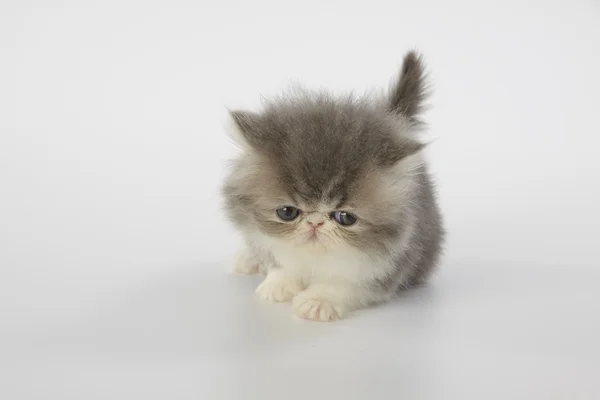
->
[222,52,444,321]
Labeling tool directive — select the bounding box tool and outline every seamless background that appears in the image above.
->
[1,1,600,399]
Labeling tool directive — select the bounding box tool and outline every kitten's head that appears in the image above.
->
[223,52,428,255]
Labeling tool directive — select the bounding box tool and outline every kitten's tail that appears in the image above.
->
[389,51,428,122]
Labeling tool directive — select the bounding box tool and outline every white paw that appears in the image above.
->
[293,296,344,322]
[255,273,303,303]
[233,248,260,275]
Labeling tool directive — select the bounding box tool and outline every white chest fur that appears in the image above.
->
[250,232,393,285]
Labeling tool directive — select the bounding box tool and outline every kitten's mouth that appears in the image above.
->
[306,230,319,243]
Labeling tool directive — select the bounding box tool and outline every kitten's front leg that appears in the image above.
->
[255,268,304,303]
[293,283,390,322]
[232,247,262,274]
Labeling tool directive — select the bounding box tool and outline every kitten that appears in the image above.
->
[222,51,444,322]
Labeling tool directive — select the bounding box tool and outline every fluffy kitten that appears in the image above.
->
[222,52,444,322]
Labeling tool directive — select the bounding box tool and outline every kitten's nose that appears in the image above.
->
[306,213,325,229]
[307,221,324,229]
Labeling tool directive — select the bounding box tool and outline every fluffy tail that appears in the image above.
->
[389,51,428,122]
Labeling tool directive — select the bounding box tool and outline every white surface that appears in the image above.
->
[1,1,600,399]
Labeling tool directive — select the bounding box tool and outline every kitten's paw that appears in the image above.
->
[293,295,344,322]
[255,273,303,303]
[233,248,260,275]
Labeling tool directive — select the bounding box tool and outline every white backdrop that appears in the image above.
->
[1,1,599,399]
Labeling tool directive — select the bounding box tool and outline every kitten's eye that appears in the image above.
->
[331,211,357,226]
[276,206,301,221]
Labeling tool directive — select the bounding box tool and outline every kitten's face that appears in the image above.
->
[223,96,422,255]
[266,200,360,252]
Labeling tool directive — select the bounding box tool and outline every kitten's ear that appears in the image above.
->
[380,138,425,165]
[389,51,428,122]
[226,110,263,150]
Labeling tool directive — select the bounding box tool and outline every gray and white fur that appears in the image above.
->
[222,51,444,321]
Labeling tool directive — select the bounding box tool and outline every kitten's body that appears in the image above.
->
[223,52,444,321]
